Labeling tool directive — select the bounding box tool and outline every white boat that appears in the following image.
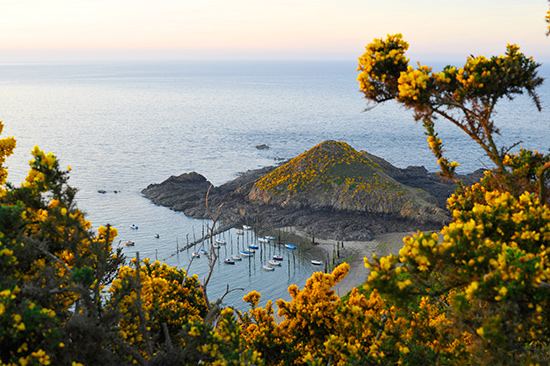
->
[243,225,252,230]
[231,254,242,261]
[154,234,159,238]
[236,230,244,235]
[265,235,275,240]
[213,243,220,249]
[130,224,138,230]
[240,250,254,257]
[224,258,235,265]
[311,260,323,266]
[248,244,259,249]
[192,252,200,258]
[263,265,275,271]
[285,244,296,250]
[215,239,226,245]
[258,238,269,243]
[268,259,281,266]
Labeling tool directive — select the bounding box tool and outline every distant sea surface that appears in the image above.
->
[1,60,549,309]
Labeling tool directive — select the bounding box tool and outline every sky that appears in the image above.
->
[0,0,549,63]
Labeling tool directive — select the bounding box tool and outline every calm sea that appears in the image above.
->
[0,60,549,309]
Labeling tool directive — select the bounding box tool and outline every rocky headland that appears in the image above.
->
[142,141,484,241]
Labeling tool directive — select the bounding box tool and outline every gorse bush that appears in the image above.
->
[356,27,550,365]
[107,258,208,362]
[0,120,125,365]
[0,123,262,365]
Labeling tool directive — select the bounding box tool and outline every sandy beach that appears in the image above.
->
[289,228,415,297]
[320,232,414,297]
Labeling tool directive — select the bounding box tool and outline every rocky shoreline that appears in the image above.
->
[142,147,484,241]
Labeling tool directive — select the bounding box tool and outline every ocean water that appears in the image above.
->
[0,60,549,309]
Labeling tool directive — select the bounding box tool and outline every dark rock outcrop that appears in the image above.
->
[142,141,484,241]
[142,171,212,211]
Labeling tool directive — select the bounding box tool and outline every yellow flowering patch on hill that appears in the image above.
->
[254,140,392,193]
[249,140,443,218]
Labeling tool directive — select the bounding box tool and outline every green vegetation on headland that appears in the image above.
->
[249,140,446,219]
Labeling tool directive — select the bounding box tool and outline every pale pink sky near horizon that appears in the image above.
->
[1,0,549,63]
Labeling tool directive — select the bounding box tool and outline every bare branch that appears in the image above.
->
[162,322,174,351]
[432,296,455,314]
[220,284,245,302]
[199,186,225,310]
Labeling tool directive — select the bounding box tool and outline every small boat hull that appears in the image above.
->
[285,244,296,250]
[248,244,259,250]
[268,260,281,266]
[263,265,275,271]
[192,252,200,258]
[311,260,323,266]
[272,255,283,261]
[240,250,254,257]
[215,239,226,245]
[125,241,135,246]
[232,255,242,261]
[224,258,235,265]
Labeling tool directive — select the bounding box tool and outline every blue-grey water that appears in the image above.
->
[0,60,549,309]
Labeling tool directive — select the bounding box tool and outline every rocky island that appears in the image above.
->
[142,141,483,241]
